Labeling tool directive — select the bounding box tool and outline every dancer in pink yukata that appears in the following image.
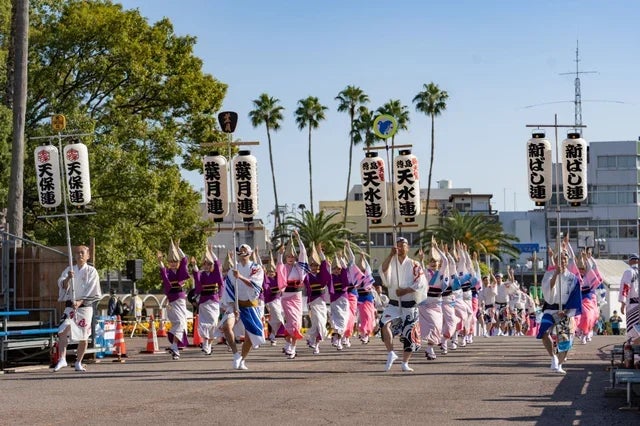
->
[575,248,603,344]
[304,243,330,354]
[344,243,376,345]
[191,244,224,356]
[419,240,448,360]
[158,240,189,360]
[278,230,309,359]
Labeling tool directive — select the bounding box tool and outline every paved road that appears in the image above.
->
[1,334,638,425]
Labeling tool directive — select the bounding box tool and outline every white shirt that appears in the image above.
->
[57,263,101,302]
[379,256,427,303]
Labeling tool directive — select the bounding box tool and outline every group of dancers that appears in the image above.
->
[157,232,379,370]
[156,232,612,372]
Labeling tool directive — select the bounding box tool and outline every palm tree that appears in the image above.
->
[352,106,379,150]
[419,211,520,261]
[335,86,369,224]
[274,210,357,259]
[377,99,410,149]
[413,82,449,235]
[249,93,285,228]
[294,96,327,215]
[377,100,410,227]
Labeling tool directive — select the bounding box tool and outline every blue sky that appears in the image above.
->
[118,0,640,226]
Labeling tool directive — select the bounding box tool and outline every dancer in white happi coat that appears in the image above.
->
[537,247,582,374]
[221,244,265,370]
[379,237,427,373]
[619,253,640,344]
[54,245,102,372]
[191,244,223,356]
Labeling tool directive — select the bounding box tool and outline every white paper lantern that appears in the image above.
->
[233,150,258,219]
[63,142,91,206]
[394,149,420,222]
[526,132,553,205]
[34,145,62,208]
[203,153,229,221]
[360,152,387,220]
[561,133,588,204]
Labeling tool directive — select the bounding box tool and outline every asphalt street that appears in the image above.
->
[1,334,638,425]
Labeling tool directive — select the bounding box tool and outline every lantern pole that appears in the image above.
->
[526,114,586,312]
[31,127,94,302]
[206,112,259,313]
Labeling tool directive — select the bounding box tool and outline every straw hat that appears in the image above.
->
[285,238,297,258]
[222,250,234,272]
[309,242,321,266]
[266,251,276,274]
[203,244,216,264]
[167,239,180,263]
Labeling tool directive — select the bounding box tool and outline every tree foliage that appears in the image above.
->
[249,93,284,228]
[419,211,520,261]
[413,82,449,233]
[272,210,360,260]
[0,0,228,290]
[294,95,327,215]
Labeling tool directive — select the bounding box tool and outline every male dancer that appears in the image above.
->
[379,237,427,372]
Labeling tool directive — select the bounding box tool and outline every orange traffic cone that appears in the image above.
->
[192,314,203,348]
[141,314,161,354]
[156,315,167,338]
[113,315,127,362]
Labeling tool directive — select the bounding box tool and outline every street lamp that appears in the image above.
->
[213,244,226,258]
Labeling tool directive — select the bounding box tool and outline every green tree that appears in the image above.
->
[1,0,227,290]
[352,106,379,149]
[413,82,449,235]
[420,211,520,261]
[377,99,410,226]
[274,209,357,259]
[294,95,327,215]
[335,85,369,224]
[249,93,284,229]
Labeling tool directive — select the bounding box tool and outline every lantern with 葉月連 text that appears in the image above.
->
[233,150,259,220]
[203,153,229,222]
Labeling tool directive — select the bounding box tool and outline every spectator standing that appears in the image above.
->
[610,310,622,335]
[107,288,122,317]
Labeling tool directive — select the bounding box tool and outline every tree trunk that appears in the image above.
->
[423,114,436,237]
[343,110,354,225]
[308,126,314,215]
[266,126,280,231]
[7,0,29,241]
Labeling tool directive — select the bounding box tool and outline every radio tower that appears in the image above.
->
[559,41,597,128]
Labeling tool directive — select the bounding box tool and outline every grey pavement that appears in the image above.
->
[1,334,639,425]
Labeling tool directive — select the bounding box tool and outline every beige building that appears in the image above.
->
[319,181,495,267]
